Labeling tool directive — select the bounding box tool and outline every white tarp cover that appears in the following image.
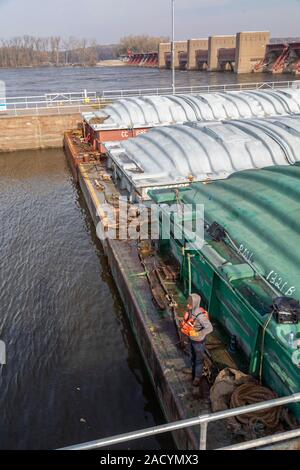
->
[83,87,300,130]
[104,115,300,197]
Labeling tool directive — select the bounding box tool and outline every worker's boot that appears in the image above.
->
[192,377,201,387]
[192,377,204,399]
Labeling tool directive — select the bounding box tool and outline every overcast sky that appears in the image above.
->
[0,0,299,42]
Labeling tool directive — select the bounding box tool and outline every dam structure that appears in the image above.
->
[128,31,300,75]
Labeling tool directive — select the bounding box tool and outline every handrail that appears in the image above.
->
[0,101,105,117]
[219,428,300,450]
[99,80,297,96]
[59,392,300,451]
[4,90,97,101]
[2,80,300,114]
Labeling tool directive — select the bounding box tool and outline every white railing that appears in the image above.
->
[99,79,300,99]
[0,90,101,116]
[59,392,300,451]
[0,80,300,116]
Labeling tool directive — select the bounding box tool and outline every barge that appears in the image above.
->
[82,87,300,155]
[150,165,300,420]
[64,107,300,450]
[64,133,242,449]
[104,115,300,202]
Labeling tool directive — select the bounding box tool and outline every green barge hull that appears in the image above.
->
[150,165,300,421]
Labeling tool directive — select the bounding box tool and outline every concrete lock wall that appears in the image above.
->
[158,43,171,68]
[208,35,237,71]
[235,31,270,73]
[187,39,209,70]
[158,41,188,68]
[0,113,81,153]
[174,41,188,68]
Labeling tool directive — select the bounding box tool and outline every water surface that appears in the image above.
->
[0,66,295,97]
[0,149,172,450]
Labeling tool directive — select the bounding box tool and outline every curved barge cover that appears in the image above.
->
[104,115,300,200]
[83,86,300,131]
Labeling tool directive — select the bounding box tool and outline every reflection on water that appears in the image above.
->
[0,149,173,450]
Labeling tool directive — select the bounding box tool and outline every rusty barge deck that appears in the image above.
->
[63,131,242,449]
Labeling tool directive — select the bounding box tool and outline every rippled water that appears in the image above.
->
[0,66,296,97]
[0,149,172,450]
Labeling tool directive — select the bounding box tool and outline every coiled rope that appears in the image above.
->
[230,383,282,430]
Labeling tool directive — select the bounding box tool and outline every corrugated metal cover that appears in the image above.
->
[150,165,300,408]
[105,115,300,197]
[83,88,300,130]
[150,164,300,303]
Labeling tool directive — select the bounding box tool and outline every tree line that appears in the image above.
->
[117,35,169,55]
[0,35,169,68]
[0,36,116,68]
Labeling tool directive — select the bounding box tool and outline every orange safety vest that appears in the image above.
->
[84,133,91,143]
[180,308,209,338]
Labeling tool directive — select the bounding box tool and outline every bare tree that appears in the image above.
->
[50,36,61,66]
[62,37,77,65]
[0,34,166,68]
[117,35,170,55]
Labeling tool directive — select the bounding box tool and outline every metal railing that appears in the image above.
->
[59,392,300,451]
[99,79,300,99]
[1,80,300,117]
[0,90,102,116]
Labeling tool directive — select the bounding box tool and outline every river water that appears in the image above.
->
[0,66,297,450]
[0,65,296,97]
[0,148,173,450]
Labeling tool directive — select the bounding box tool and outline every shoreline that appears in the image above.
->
[96,60,127,67]
[0,60,128,70]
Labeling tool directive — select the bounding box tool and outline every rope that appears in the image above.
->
[230,383,282,431]
[259,310,273,384]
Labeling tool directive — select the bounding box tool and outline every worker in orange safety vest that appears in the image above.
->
[181,293,213,393]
